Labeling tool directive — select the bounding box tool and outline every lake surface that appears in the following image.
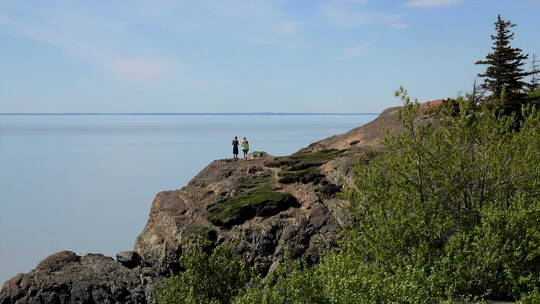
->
[0,114,377,283]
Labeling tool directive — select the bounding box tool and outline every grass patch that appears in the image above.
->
[266,149,342,184]
[278,168,323,184]
[265,149,342,169]
[208,186,297,227]
[238,173,271,190]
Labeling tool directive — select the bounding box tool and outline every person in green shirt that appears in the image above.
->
[241,137,249,159]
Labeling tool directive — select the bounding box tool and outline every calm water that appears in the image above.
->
[0,114,376,283]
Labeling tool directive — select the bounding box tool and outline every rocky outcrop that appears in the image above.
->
[132,104,424,276]
[2,104,436,303]
[0,251,157,304]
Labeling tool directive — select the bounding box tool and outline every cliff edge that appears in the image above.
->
[1,105,424,304]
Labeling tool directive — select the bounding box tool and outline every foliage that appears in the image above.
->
[527,53,540,92]
[234,259,326,304]
[340,88,539,302]
[232,88,540,303]
[278,167,323,184]
[265,149,342,184]
[265,149,342,169]
[156,239,255,304]
[237,172,272,189]
[208,170,297,226]
[207,186,296,226]
[518,289,540,304]
[157,88,540,303]
[476,15,532,95]
[527,89,540,107]
[435,195,540,300]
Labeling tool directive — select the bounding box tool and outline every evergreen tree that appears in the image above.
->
[526,53,540,92]
[476,15,532,112]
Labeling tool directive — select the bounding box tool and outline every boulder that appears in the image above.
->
[0,251,157,304]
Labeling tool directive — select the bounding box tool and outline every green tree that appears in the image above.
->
[476,15,533,113]
[156,239,255,304]
[526,53,540,92]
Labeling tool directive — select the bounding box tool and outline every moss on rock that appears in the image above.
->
[207,186,297,227]
[265,149,342,169]
[266,149,342,184]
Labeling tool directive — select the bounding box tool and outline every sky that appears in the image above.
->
[0,0,539,113]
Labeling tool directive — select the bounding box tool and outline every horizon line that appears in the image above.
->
[0,112,380,116]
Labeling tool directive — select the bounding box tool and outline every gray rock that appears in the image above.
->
[116,251,141,269]
[0,251,157,304]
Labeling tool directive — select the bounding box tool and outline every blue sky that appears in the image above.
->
[0,0,539,113]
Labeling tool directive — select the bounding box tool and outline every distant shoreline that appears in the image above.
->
[0,112,379,116]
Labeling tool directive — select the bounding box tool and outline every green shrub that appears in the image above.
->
[237,89,540,303]
[338,88,540,301]
[156,239,255,304]
[435,194,540,300]
[234,259,326,304]
[518,289,540,304]
[159,89,540,304]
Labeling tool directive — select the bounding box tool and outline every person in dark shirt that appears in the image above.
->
[232,136,239,160]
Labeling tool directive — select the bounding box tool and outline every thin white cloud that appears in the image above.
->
[404,0,463,8]
[0,0,306,83]
[0,2,183,83]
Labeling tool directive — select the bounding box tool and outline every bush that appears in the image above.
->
[233,89,540,303]
[157,89,540,304]
[435,194,540,300]
[234,259,326,304]
[156,239,255,304]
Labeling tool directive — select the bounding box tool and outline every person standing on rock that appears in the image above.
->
[241,137,249,159]
[232,136,239,160]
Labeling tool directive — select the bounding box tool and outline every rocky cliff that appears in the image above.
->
[1,105,414,304]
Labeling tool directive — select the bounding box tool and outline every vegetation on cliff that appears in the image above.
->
[156,14,540,304]
[207,170,298,227]
[265,149,342,184]
[232,88,540,304]
[158,88,540,303]
[156,239,255,304]
[475,15,539,115]
[208,186,297,227]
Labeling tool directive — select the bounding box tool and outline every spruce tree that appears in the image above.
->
[527,53,540,92]
[476,15,532,112]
